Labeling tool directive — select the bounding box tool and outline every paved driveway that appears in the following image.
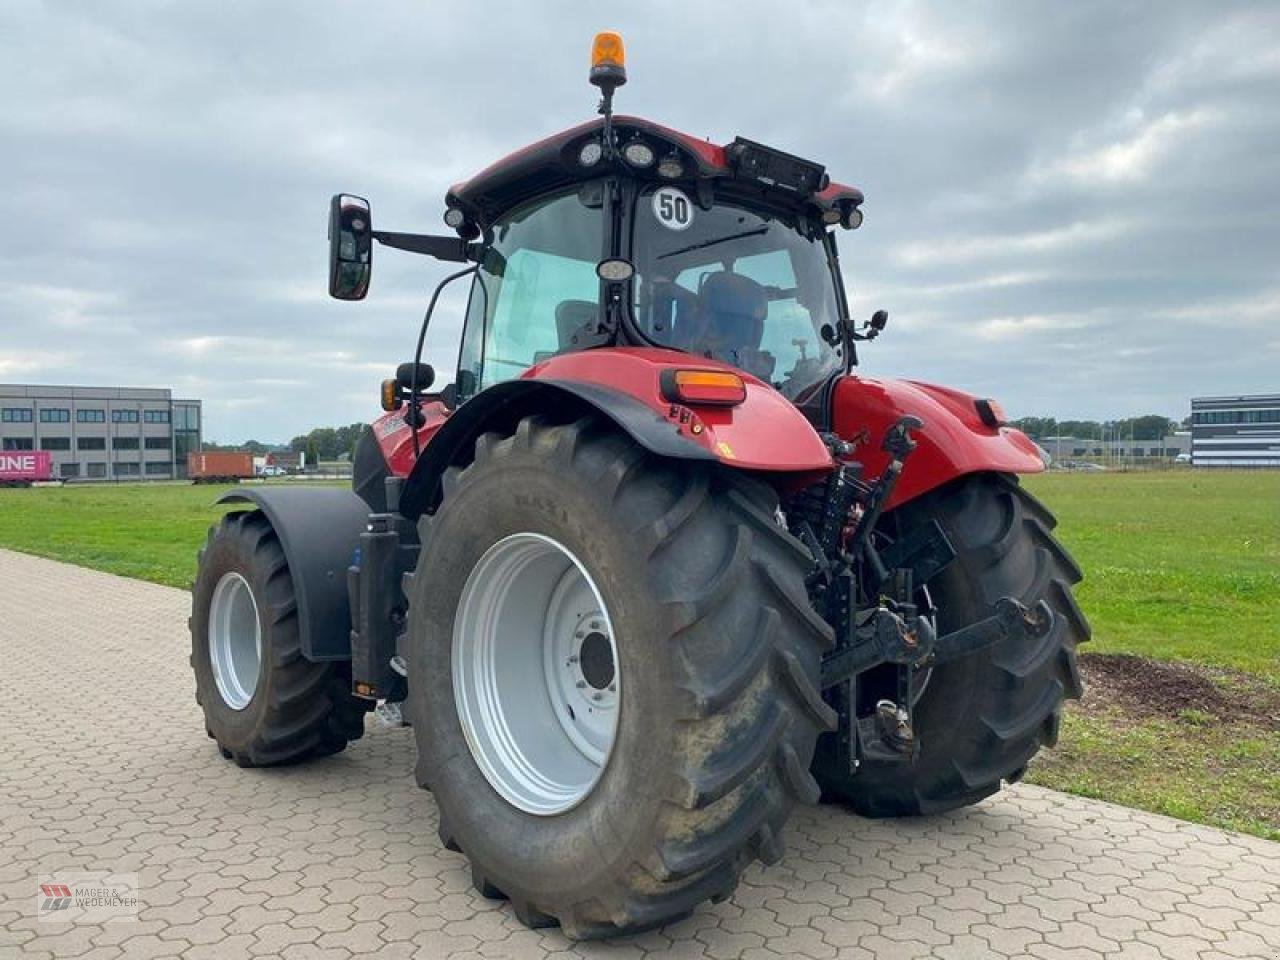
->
[1,547,1276,959]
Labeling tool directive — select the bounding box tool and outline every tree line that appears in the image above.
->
[1008,415,1183,441]
[203,422,368,464]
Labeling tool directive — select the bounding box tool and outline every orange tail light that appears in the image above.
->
[660,369,747,406]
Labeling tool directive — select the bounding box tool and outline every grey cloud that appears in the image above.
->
[2,0,1277,441]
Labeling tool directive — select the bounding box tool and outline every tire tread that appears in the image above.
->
[411,415,831,938]
[192,510,371,768]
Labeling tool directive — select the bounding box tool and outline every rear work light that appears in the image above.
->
[660,369,747,406]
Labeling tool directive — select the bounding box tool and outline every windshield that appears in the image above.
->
[631,186,843,401]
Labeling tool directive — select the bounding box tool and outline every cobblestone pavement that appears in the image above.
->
[1,547,1277,959]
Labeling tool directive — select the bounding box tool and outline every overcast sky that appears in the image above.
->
[3,1,1277,442]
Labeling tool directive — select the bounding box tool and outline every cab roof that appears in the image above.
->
[445,115,864,231]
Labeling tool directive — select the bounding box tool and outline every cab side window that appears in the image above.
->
[456,187,603,398]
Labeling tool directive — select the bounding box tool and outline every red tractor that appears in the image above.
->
[190,34,1087,939]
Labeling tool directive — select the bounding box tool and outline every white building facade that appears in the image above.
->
[0,384,202,480]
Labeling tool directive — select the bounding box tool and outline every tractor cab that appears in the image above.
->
[330,32,866,419]
[449,136,853,407]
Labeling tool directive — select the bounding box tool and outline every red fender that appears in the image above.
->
[522,347,832,472]
[372,347,832,481]
[831,375,1044,510]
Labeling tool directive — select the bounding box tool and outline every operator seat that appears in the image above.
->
[554,299,598,351]
[532,300,597,364]
[694,272,775,380]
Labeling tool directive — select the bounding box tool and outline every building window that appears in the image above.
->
[61,462,79,478]
[145,436,171,450]
[77,437,107,451]
[39,408,70,423]
[145,462,171,476]
[3,437,34,451]
[174,405,200,431]
[1193,408,1280,425]
[2,407,33,422]
[86,462,107,478]
[77,409,106,423]
[113,436,140,450]
[112,409,140,423]
[144,410,170,424]
[1244,409,1280,423]
[40,437,72,451]
[114,461,140,476]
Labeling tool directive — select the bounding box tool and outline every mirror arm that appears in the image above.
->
[372,230,471,263]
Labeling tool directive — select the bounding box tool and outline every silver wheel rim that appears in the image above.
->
[209,571,262,710]
[453,532,620,816]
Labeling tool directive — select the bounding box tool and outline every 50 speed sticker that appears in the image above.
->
[652,186,693,231]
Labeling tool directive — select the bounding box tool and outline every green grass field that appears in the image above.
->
[1023,471,1280,675]
[1,470,1277,837]
[1020,471,1278,839]
[0,480,340,589]
[0,481,254,588]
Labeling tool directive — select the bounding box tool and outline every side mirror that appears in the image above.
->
[329,194,372,300]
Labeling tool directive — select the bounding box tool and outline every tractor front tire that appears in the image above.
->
[405,416,834,938]
[190,510,370,766]
[812,473,1089,817]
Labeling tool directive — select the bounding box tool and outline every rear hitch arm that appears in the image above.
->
[924,597,1055,667]
[821,594,1054,773]
[821,596,1055,689]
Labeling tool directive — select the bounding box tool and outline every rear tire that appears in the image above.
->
[405,416,834,938]
[190,510,371,766]
[812,473,1089,816]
